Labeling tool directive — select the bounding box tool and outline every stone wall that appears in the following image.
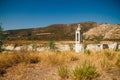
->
[2,42,120,52]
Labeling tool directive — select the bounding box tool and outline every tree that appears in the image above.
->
[0,23,3,52]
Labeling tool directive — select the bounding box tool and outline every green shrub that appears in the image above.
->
[94,36,103,44]
[48,40,55,50]
[69,43,73,51]
[104,51,115,60]
[116,55,120,67]
[58,66,69,79]
[73,63,99,80]
[116,49,120,52]
[84,50,91,55]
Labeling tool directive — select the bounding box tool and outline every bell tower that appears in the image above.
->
[75,24,84,53]
[75,24,81,44]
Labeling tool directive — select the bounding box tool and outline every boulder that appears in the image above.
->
[14,46,21,51]
[86,44,103,51]
[108,42,118,50]
[5,45,14,51]
[56,44,70,51]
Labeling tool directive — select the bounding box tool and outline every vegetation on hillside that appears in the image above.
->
[3,22,97,41]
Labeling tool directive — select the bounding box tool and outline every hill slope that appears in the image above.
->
[3,22,120,41]
[4,22,97,40]
[83,24,120,40]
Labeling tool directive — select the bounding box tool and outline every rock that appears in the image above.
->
[86,44,103,51]
[108,42,118,50]
[83,24,120,40]
[104,26,120,40]
[5,45,14,51]
[56,44,70,51]
[27,45,33,51]
[36,47,48,51]
[21,45,28,51]
[14,46,21,51]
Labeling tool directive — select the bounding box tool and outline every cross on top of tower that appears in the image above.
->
[77,24,81,31]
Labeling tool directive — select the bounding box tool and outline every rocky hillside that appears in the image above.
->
[3,22,120,41]
[83,24,120,40]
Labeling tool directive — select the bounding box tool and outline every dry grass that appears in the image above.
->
[0,50,120,80]
[0,52,41,76]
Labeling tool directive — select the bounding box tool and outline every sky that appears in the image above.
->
[0,0,120,30]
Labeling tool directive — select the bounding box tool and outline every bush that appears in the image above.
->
[47,53,64,65]
[69,43,74,51]
[116,49,120,52]
[48,40,55,50]
[13,53,27,63]
[84,50,91,55]
[0,52,41,76]
[104,50,115,60]
[26,54,40,64]
[0,68,6,76]
[73,63,99,80]
[70,55,79,61]
[58,66,69,79]
[94,36,103,44]
[116,55,120,67]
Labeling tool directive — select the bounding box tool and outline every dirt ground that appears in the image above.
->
[0,63,60,80]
